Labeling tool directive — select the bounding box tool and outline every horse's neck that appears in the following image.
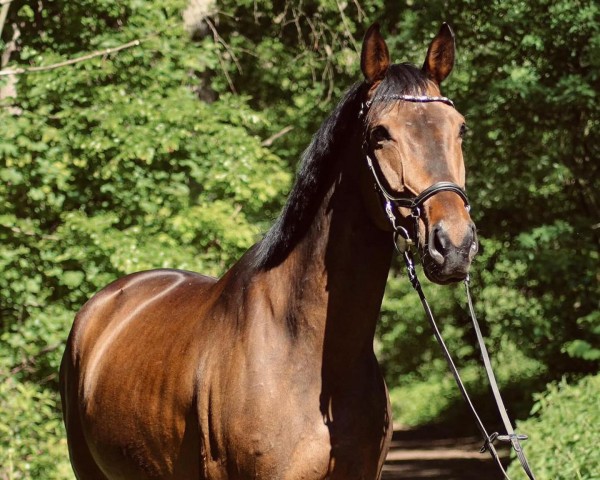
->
[263,157,394,375]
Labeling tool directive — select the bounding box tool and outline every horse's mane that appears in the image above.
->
[253,63,429,270]
[368,63,430,116]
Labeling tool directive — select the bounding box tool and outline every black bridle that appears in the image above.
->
[366,150,470,252]
[361,94,470,252]
[361,93,536,480]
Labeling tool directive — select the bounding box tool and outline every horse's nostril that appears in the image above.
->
[429,227,446,265]
[434,228,447,255]
[425,222,477,283]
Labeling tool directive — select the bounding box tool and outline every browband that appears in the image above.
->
[363,94,455,111]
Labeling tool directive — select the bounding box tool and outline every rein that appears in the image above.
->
[362,94,536,480]
[399,250,536,480]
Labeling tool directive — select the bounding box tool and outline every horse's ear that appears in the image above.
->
[361,23,390,84]
[422,23,455,85]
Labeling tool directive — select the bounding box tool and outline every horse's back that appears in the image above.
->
[65,268,217,368]
[60,269,217,479]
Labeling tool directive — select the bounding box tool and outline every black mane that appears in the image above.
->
[253,63,429,270]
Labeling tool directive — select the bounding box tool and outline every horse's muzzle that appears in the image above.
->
[424,221,478,284]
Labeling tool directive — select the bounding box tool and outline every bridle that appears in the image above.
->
[361,94,470,252]
[361,93,537,480]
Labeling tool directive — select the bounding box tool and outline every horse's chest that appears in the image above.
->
[228,422,333,479]
[202,390,332,478]
[200,383,388,479]
[197,338,390,479]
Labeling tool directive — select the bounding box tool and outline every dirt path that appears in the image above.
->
[382,427,511,479]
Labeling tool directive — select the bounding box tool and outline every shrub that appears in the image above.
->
[507,373,600,480]
[0,378,72,479]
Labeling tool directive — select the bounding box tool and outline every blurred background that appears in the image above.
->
[0,1,598,478]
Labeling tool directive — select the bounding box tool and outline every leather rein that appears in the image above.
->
[361,94,536,480]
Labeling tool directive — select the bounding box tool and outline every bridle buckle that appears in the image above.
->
[393,227,413,254]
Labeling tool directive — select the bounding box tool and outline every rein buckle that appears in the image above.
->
[393,229,413,254]
[481,432,529,454]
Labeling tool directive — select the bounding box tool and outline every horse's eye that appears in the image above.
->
[459,123,468,139]
[370,125,391,146]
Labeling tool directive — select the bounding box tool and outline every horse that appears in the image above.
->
[60,22,477,480]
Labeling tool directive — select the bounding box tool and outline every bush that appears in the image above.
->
[388,337,545,427]
[0,378,72,480]
[507,373,600,480]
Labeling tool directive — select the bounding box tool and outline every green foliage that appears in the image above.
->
[0,378,72,480]
[1,1,291,477]
[213,0,391,165]
[375,0,599,431]
[507,374,600,480]
[1,0,598,476]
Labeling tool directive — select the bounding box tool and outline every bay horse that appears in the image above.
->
[60,23,477,479]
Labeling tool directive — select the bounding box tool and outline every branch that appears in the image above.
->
[0,0,12,40]
[1,23,20,113]
[351,0,366,22]
[0,38,143,77]
[203,17,239,94]
[335,0,359,56]
[7,342,63,377]
[261,126,294,147]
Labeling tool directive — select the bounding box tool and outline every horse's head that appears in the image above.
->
[359,23,478,284]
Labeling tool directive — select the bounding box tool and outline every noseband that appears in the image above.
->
[360,94,470,251]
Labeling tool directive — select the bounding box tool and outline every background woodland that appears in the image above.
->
[0,0,598,478]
